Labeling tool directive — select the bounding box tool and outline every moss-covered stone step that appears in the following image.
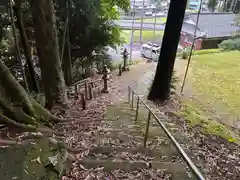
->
[78,159,192,179]
[0,138,70,180]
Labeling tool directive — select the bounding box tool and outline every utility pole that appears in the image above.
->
[140,0,145,44]
[150,2,158,60]
[181,0,203,94]
[129,0,136,62]
[148,0,188,101]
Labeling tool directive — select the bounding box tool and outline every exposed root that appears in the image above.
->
[0,113,64,136]
[0,139,20,145]
[0,134,76,162]
[21,134,81,153]
[31,98,68,123]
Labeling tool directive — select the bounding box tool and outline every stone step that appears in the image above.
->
[96,131,171,146]
[88,146,180,161]
[105,127,168,138]
[78,159,192,179]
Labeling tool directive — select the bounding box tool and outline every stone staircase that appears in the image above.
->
[79,102,196,179]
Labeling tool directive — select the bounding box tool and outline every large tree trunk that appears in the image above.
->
[148,0,187,102]
[223,0,227,11]
[62,26,72,86]
[230,0,236,11]
[14,0,40,93]
[30,0,67,109]
[9,0,29,92]
[0,59,62,126]
[61,0,72,86]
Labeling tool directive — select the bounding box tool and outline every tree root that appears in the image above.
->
[31,98,68,123]
[0,113,64,136]
[0,97,38,125]
[21,134,81,153]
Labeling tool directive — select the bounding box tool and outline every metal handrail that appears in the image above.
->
[128,85,205,180]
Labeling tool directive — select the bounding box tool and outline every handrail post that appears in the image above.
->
[135,97,140,123]
[131,91,134,109]
[144,110,151,148]
[128,86,130,103]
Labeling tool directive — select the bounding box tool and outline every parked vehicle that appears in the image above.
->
[141,43,184,61]
[145,12,153,16]
[141,42,161,61]
[153,12,164,17]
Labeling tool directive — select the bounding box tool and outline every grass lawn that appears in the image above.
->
[135,17,167,24]
[177,51,240,144]
[120,30,164,43]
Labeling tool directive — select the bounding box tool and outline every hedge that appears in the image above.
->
[192,49,222,55]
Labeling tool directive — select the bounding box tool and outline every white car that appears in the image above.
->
[153,12,164,17]
[141,43,184,61]
[141,42,161,62]
[145,12,153,16]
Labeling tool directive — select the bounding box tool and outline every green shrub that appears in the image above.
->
[181,47,190,59]
[219,38,240,51]
[192,48,221,55]
[170,70,179,95]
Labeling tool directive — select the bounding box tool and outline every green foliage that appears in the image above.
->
[181,47,190,59]
[56,0,130,63]
[192,48,222,55]
[180,100,238,143]
[180,48,221,59]
[219,38,240,51]
[170,70,179,95]
[207,0,218,12]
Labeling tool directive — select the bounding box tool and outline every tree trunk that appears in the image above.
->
[9,0,29,92]
[223,0,227,11]
[62,25,72,86]
[61,0,72,86]
[14,0,40,93]
[30,0,67,109]
[148,0,187,102]
[230,0,236,11]
[233,0,238,12]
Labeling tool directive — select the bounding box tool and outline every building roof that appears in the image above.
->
[182,12,239,38]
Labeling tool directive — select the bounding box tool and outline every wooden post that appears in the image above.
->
[128,86,130,103]
[88,84,92,99]
[67,90,70,98]
[84,81,88,100]
[93,89,96,98]
[131,91,134,109]
[75,84,78,96]
[102,65,109,93]
[144,110,151,148]
[135,97,140,123]
[80,92,86,110]
[118,64,122,76]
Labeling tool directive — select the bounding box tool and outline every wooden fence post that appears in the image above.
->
[85,81,88,100]
[80,92,86,110]
[75,84,78,96]
[88,84,92,99]
[131,91,134,109]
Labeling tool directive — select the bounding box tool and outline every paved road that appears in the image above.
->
[114,20,165,30]
[107,44,141,62]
